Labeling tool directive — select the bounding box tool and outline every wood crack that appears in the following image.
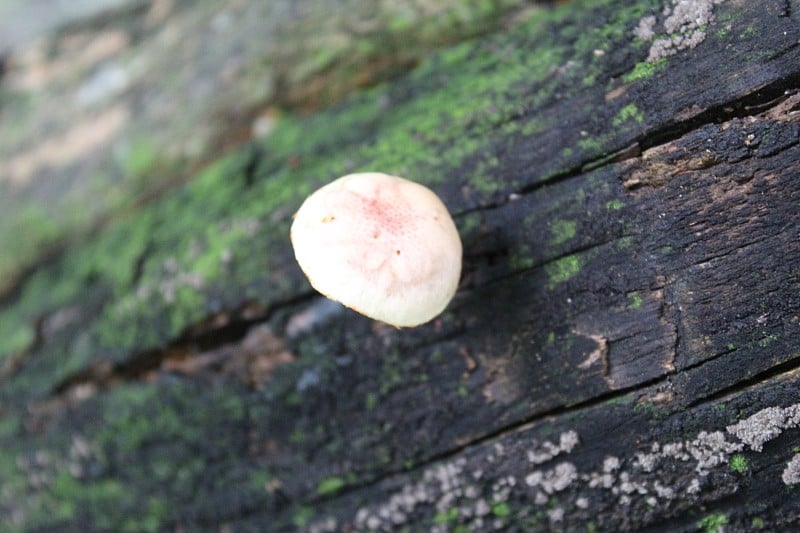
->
[456,72,800,218]
[684,354,800,409]
[48,290,318,398]
[287,370,678,513]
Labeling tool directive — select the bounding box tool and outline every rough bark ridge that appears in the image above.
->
[0,0,799,531]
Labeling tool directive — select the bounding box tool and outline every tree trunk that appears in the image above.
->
[1,0,799,531]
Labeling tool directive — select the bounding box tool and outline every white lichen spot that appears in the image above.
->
[548,507,565,523]
[726,403,800,452]
[587,469,616,490]
[354,455,483,531]
[526,430,580,464]
[524,462,578,496]
[491,475,516,502]
[308,517,338,533]
[296,368,321,392]
[475,498,491,517]
[686,431,744,474]
[366,515,380,530]
[782,454,800,485]
[614,471,648,496]
[633,450,657,472]
[653,480,675,499]
[286,298,344,338]
[634,0,726,62]
[634,15,657,41]
[603,456,621,473]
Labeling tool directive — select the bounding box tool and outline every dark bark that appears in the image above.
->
[1,0,799,531]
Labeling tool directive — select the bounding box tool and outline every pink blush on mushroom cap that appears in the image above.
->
[290,172,462,327]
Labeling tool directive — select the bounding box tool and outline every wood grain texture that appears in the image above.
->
[0,0,799,531]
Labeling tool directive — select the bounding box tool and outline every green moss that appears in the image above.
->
[293,45,343,83]
[117,137,160,180]
[509,244,535,271]
[293,506,314,527]
[0,203,63,297]
[98,387,179,452]
[0,415,19,440]
[288,427,305,443]
[605,199,624,210]
[632,400,669,419]
[1,0,673,400]
[30,471,169,533]
[317,476,346,496]
[545,255,582,288]
[95,382,246,470]
[612,103,644,127]
[375,348,428,398]
[458,212,482,236]
[492,501,511,517]
[0,314,35,359]
[757,333,779,348]
[45,471,79,522]
[577,135,605,153]
[550,220,577,246]
[729,453,749,473]
[434,507,460,524]
[470,161,504,195]
[751,517,765,529]
[627,291,643,309]
[698,512,728,533]
[365,392,378,411]
[140,499,170,532]
[621,58,667,82]
[740,26,757,38]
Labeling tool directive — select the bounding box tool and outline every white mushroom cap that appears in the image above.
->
[290,172,462,327]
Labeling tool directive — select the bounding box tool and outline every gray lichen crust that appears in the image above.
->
[783,454,800,486]
[307,400,800,531]
[726,404,800,452]
[635,0,726,61]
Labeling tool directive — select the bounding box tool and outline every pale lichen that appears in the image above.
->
[726,404,800,452]
[525,430,580,465]
[782,454,800,485]
[634,0,726,62]
[633,16,657,41]
[326,402,800,531]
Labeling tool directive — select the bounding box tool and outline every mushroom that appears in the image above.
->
[290,172,462,327]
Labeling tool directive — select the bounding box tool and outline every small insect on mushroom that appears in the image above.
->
[290,172,462,328]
